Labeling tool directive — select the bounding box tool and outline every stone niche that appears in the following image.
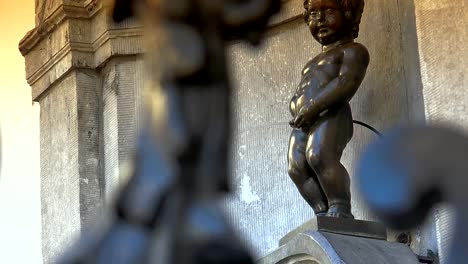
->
[21,0,467,263]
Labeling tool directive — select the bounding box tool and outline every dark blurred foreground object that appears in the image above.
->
[58,0,281,263]
[358,125,468,264]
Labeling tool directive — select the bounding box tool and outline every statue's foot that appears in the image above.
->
[313,202,328,216]
[326,204,354,219]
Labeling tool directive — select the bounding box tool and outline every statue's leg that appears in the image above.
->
[306,104,353,218]
[288,129,328,214]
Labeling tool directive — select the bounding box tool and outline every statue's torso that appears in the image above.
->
[290,47,344,117]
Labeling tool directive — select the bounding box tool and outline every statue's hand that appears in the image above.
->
[292,102,318,129]
[292,114,307,129]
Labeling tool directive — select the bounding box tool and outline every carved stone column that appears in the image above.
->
[20,0,144,261]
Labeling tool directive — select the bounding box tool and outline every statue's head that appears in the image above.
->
[304,0,364,45]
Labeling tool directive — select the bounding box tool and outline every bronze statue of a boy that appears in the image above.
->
[288,0,369,218]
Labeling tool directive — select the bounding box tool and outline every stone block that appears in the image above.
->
[315,216,387,241]
[260,220,418,264]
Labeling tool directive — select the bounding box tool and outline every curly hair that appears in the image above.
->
[303,0,365,39]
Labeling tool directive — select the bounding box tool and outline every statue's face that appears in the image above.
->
[307,0,347,45]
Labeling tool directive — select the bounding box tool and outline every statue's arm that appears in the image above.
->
[312,44,369,114]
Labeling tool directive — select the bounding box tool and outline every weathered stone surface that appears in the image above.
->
[39,72,81,262]
[279,217,387,247]
[102,61,120,201]
[279,218,318,247]
[21,1,143,100]
[259,230,419,264]
[38,69,102,262]
[102,56,145,200]
[412,1,468,263]
[268,0,303,26]
[316,217,387,241]
[76,69,103,227]
[415,0,468,127]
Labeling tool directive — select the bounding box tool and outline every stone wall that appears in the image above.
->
[101,56,145,200]
[413,1,468,263]
[38,73,81,260]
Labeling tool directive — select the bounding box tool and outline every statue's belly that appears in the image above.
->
[290,64,340,116]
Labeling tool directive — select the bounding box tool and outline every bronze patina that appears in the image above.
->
[288,0,369,218]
